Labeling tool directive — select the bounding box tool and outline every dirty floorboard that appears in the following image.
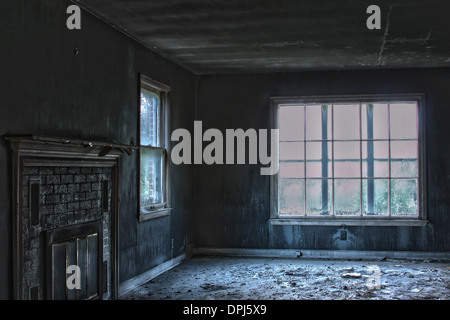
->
[120,256,450,300]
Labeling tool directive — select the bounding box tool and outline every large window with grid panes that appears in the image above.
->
[139,74,171,221]
[271,94,425,224]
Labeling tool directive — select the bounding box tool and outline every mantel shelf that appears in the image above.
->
[3,134,138,159]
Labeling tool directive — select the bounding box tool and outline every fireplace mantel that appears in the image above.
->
[4,135,128,300]
[4,134,137,160]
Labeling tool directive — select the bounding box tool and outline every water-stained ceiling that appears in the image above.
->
[74,0,450,74]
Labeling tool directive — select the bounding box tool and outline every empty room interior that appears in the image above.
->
[1,0,450,301]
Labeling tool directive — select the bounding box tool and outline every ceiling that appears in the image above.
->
[74,0,450,74]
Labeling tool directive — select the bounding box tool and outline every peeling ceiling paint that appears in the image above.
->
[74,0,450,74]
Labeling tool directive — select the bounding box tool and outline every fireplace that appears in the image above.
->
[5,135,134,300]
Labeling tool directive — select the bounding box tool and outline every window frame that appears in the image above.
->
[138,74,172,222]
[270,94,427,226]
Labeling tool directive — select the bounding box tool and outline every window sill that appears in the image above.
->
[269,217,428,227]
[139,207,172,222]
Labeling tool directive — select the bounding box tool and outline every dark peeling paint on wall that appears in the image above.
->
[0,0,195,299]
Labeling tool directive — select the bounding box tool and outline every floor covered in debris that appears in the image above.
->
[120,256,450,300]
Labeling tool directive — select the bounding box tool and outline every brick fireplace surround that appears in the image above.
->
[4,135,133,300]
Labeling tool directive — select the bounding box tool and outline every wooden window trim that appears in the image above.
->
[270,93,427,226]
[138,74,172,222]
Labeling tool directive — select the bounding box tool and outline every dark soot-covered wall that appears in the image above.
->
[195,69,450,252]
[0,0,195,299]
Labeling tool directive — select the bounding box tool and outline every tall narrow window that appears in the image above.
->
[139,74,171,221]
[273,94,425,224]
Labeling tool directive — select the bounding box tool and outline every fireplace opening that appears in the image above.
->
[46,220,103,300]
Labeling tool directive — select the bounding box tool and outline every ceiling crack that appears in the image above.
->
[378,4,394,66]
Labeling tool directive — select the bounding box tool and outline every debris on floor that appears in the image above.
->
[120,256,450,300]
[341,272,362,278]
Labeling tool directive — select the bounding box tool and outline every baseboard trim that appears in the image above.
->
[118,253,186,296]
[193,247,450,261]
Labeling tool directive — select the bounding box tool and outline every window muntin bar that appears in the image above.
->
[277,98,421,219]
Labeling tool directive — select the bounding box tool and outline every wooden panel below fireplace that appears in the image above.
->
[46,220,103,300]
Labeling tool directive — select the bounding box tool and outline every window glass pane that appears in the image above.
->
[279,162,305,178]
[280,142,304,160]
[391,179,418,216]
[334,141,360,177]
[306,179,332,216]
[390,103,418,139]
[306,142,331,178]
[140,88,161,146]
[362,141,389,177]
[333,104,360,140]
[334,179,360,216]
[141,148,164,207]
[277,98,420,220]
[279,105,304,141]
[362,179,389,215]
[362,104,388,140]
[391,141,418,177]
[279,179,305,216]
[306,105,331,140]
